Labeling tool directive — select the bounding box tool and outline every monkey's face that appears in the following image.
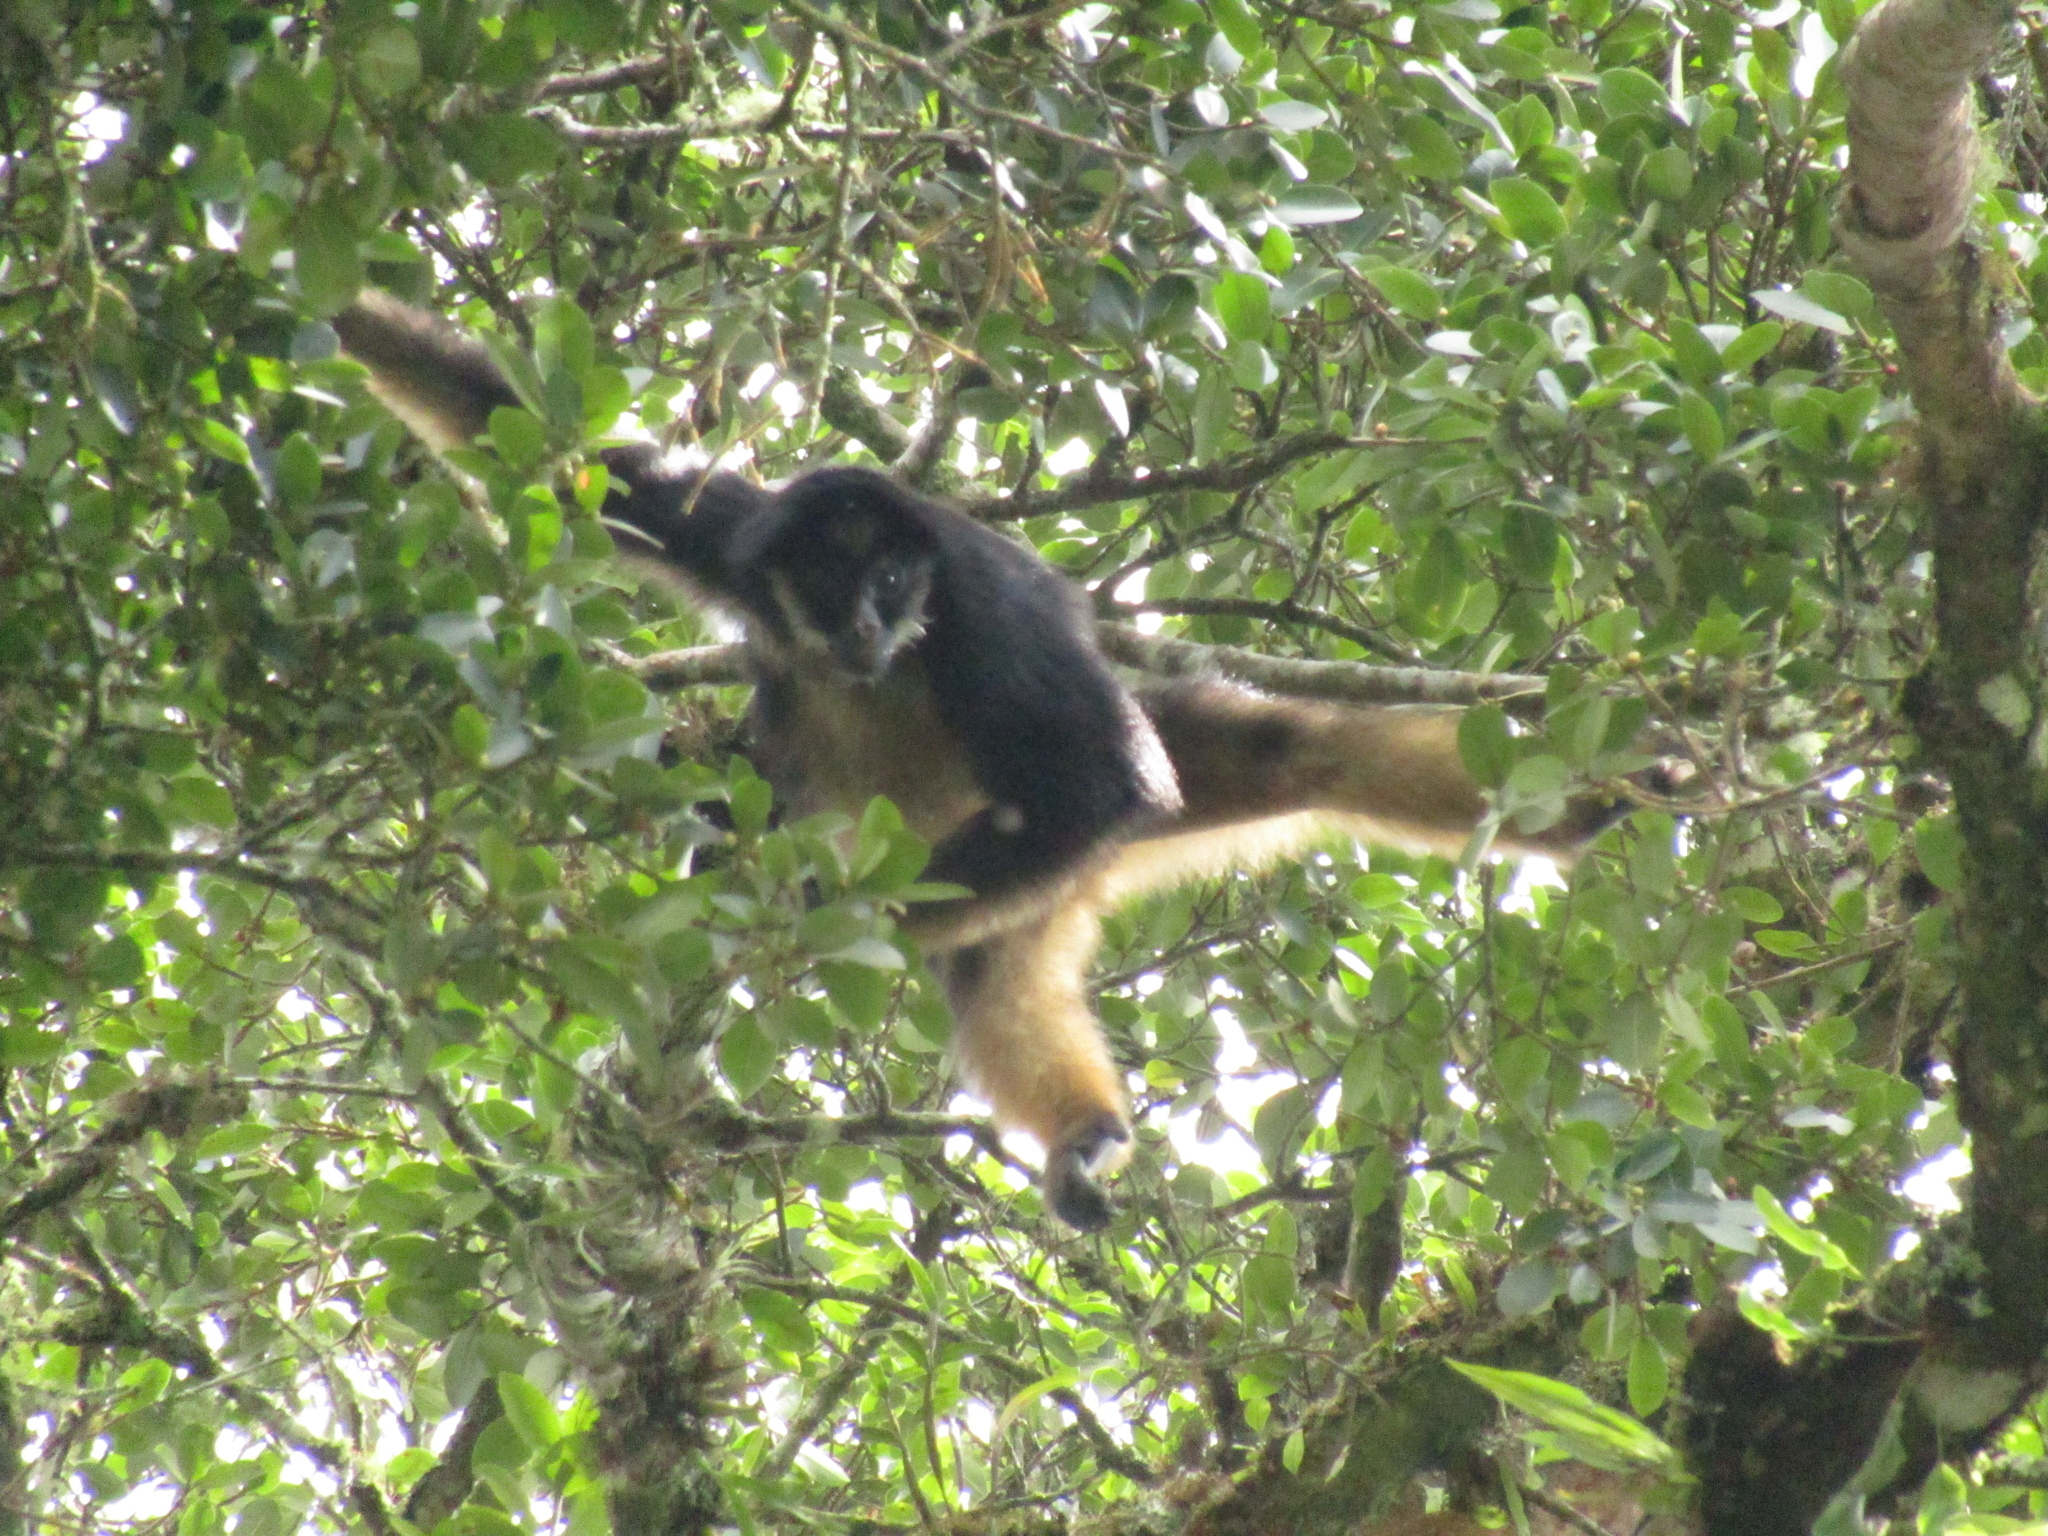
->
[768,510,936,682]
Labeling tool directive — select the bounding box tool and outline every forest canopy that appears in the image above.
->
[5,0,2048,1532]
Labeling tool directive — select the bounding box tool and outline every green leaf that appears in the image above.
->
[1208,0,1262,58]
[1088,265,1142,337]
[445,112,562,183]
[1596,68,1669,121]
[729,775,774,837]
[355,21,422,97]
[87,934,146,990]
[1668,320,1722,387]
[1243,1253,1297,1319]
[1192,368,1234,462]
[1457,704,1514,787]
[496,1373,563,1452]
[292,199,365,319]
[741,1286,818,1354]
[1626,1335,1669,1416]
[994,1372,1076,1440]
[1396,114,1464,180]
[194,417,252,467]
[488,406,548,473]
[1753,1186,1859,1274]
[1914,814,1964,893]
[165,776,238,829]
[535,295,596,390]
[1142,273,1200,336]
[1801,271,1873,321]
[1720,320,1784,372]
[452,705,491,764]
[1752,928,1816,958]
[1639,144,1693,202]
[1448,1362,1681,1471]
[1211,271,1273,343]
[1678,390,1725,459]
[1495,1258,1562,1317]
[1364,265,1441,321]
[1270,185,1362,227]
[1722,886,1784,923]
[1753,287,1853,335]
[1490,177,1565,244]
[275,433,323,508]
[719,1015,776,1100]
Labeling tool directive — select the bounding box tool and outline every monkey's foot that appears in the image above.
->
[1044,1113,1132,1231]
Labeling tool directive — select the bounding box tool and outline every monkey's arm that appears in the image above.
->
[333,292,771,593]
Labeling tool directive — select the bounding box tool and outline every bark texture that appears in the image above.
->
[1698,0,2048,1527]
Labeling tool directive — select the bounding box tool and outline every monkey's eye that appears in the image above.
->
[870,564,907,600]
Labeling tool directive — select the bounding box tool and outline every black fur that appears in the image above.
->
[332,293,1173,919]
[1043,1110,1131,1231]
[337,292,1628,1234]
[603,462,1173,918]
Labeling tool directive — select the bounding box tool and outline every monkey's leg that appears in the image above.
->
[936,900,1131,1230]
[1133,677,1609,864]
[896,849,1106,958]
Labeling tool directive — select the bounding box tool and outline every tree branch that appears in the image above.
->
[1709,0,2048,1529]
[681,1105,983,1152]
[776,0,1168,170]
[1110,596,1401,659]
[622,629,1545,706]
[1836,0,2024,444]
[539,55,687,100]
[1095,623,1544,704]
[819,371,914,461]
[0,1077,249,1244]
[963,430,1357,519]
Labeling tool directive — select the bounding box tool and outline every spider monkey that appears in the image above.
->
[333,292,1617,1230]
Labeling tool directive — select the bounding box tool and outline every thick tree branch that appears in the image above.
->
[4,847,384,928]
[1706,0,2048,1530]
[1094,624,1545,704]
[1842,0,2048,1375]
[400,1381,503,1529]
[818,371,914,461]
[1837,0,2025,444]
[530,40,810,145]
[624,629,1545,706]
[628,643,748,690]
